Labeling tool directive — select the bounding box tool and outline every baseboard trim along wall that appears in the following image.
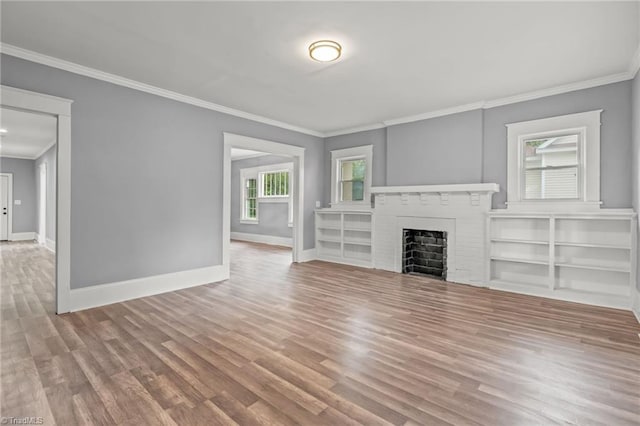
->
[10,232,36,241]
[69,264,229,312]
[632,285,640,325]
[230,232,293,247]
[46,238,56,253]
[298,248,317,263]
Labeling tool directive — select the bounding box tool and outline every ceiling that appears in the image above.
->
[0,107,57,159]
[1,2,638,135]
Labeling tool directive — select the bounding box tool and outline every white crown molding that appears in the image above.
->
[629,43,640,79]
[3,42,638,140]
[324,122,386,138]
[1,154,38,160]
[383,102,485,127]
[483,72,632,109]
[34,139,56,160]
[1,43,324,138]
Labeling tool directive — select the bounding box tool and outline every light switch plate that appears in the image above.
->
[14,200,21,205]
[315,201,321,208]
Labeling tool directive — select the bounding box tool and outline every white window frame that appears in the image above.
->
[259,169,290,199]
[239,162,293,225]
[506,110,602,212]
[240,172,258,223]
[330,145,373,207]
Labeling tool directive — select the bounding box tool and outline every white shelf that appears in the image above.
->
[555,263,630,274]
[491,256,548,266]
[344,240,372,247]
[555,241,630,250]
[488,211,636,308]
[317,237,342,244]
[316,209,373,268]
[491,238,548,245]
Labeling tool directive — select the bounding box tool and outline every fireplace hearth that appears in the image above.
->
[402,229,447,279]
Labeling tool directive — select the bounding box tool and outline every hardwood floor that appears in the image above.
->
[1,240,639,425]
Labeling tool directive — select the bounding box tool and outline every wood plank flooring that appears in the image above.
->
[1,240,639,425]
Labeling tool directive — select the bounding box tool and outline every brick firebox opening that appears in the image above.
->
[402,229,447,280]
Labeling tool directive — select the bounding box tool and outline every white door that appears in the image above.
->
[0,175,8,241]
[38,164,47,244]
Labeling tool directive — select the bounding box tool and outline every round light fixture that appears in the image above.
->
[309,40,341,62]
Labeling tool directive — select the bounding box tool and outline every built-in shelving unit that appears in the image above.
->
[316,209,373,267]
[487,211,637,309]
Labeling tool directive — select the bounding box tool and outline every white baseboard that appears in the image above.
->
[9,232,36,241]
[231,231,292,247]
[69,264,229,312]
[298,248,317,263]
[632,285,640,325]
[45,238,56,253]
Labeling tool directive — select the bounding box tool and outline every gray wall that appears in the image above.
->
[1,54,324,289]
[0,157,36,234]
[484,80,632,209]
[35,144,56,241]
[324,128,386,203]
[632,70,639,292]
[324,81,633,210]
[387,109,483,186]
[231,154,293,239]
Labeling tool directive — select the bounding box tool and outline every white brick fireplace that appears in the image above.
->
[371,183,499,286]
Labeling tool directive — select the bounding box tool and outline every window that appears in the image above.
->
[243,178,257,220]
[339,158,366,202]
[239,162,293,224]
[523,134,579,200]
[260,170,289,197]
[330,145,373,206]
[506,110,601,212]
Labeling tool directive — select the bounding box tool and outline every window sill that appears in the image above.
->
[240,219,259,225]
[258,196,289,204]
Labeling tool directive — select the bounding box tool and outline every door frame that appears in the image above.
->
[222,133,305,273]
[38,162,47,245]
[0,173,13,240]
[1,85,73,314]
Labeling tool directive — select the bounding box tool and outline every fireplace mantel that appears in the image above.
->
[371,183,499,195]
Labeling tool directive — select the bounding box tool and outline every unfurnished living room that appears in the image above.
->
[1,1,639,425]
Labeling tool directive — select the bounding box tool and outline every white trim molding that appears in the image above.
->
[231,232,293,248]
[505,110,602,213]
[299,248,317,263]
[1,85,73,314]
[632,285,640,325]
[9,231,36,241]
[69,264,228,312]
[1,43,323,138]
[0,173,13,240]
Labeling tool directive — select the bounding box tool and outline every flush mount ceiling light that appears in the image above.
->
[309,40,342,62]
[0,129,7,134]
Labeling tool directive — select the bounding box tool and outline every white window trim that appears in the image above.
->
[330,145,373,207]
[239,162,293,224]
[506,110,602,212]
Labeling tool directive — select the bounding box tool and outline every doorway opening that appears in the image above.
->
[0,105,57,311]
[223,133,305,278]
[1,85,72,314]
